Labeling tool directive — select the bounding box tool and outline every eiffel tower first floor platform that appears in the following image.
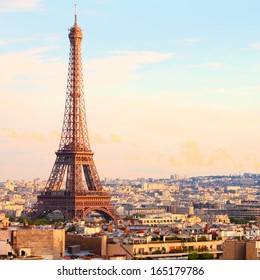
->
[29,190,121,222]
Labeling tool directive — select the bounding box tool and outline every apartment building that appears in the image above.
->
[107,237,223,260]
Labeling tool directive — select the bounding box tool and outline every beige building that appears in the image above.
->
[139,214,202,226]
[172,204,194,215]
[217,227,244,240]
[139,214,186,226]
[197,213,230,224]
[185,215,202,225]
[107,239,223,260]
[66,234,107,256]
[0,227,65,259]
[142,182,168,191]
[126,207,165,216]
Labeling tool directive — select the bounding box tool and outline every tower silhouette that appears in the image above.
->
[29,8,120,222]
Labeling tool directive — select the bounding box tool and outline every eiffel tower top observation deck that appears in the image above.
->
[29,6,120,221]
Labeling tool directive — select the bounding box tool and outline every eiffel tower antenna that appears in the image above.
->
[74,1,78,25]
[29,6,120,222]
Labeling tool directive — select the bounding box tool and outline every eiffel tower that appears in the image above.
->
[29,8,120,222]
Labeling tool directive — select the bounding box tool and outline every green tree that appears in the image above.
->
[17,217,33,225]
[200,253,214,259]
[198,236,207,242]
[123,215,133,220]
[34,218,50,225]
[6,216,15,222]
[188,252,199,260]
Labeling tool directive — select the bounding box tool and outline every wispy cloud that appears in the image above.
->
[0,40,8,46]
[179,141,234,168]
[0,128,59,181]
[187,62,226,69]
[165,140,260,176]
[0,46,63,85]
[89,131,107,144]
[0,128,61,142]
[214,86,260,96]
[44,33,62,43]
[0,36,40,47]
[0,34,61,47]
[174,37,204,46]
[89,132,122,144]
[86,50,173,87]
[111,134,121,144]
[249,42,260,50]
[101,139,260,178]
[0,0,43,13]
[0,46,66,131]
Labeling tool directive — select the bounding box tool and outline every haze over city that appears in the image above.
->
[1,0,260,181]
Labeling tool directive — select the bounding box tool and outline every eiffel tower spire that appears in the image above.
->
[29,7,120,221]
[74,2,78,25]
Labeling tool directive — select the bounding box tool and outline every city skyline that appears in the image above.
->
[1,0,260,181]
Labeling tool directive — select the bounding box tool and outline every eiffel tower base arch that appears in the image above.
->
[30,191,120,222]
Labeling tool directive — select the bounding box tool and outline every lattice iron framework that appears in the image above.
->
[29,11,120,221]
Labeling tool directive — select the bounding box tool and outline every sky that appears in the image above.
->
[1,0,260,181]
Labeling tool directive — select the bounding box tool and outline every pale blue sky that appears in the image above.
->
[1,0,260,181]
